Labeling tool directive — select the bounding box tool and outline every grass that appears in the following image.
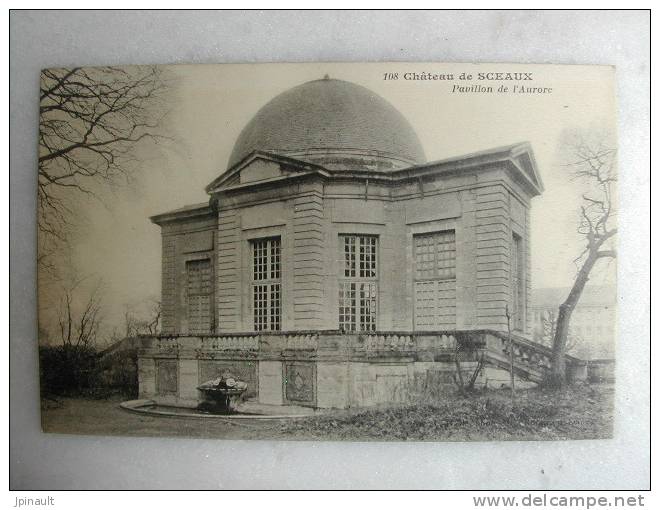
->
[277,383,614,441]
[41,383,613,441]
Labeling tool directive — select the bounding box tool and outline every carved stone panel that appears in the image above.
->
[284,362,316,405]
[156,359,178,396]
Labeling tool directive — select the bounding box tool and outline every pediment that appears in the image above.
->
[512,152,539,188]
[510,143,544,193]
[398,142,544,197]
[205,151,328,193]
[240,157,284,184]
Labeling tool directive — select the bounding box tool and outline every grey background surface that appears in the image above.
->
[10,10,650,490]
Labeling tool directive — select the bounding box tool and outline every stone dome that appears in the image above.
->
[227,78,426,171]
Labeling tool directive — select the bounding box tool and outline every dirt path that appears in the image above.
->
[41,384,614,442]
[42,397,290,440]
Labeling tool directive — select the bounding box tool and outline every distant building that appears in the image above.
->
[530,286,616,359]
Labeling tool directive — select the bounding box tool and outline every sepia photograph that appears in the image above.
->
[36,61,619,442]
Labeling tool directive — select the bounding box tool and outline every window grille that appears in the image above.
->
[252,237,281,331]
[414,231,456,281]
[338,235,378,331]
[186,258,213,333]
[413,231,457,330]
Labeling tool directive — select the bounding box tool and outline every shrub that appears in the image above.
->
[39,344,138,399]
[96,348,138,398]
[39,345,101,397]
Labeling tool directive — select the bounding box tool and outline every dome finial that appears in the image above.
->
[323,74,330,80]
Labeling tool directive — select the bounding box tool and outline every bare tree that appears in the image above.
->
[123,299,161,338]
[38,66,168,266]
[535,309,580,355]
[548,133,617,387]
[145,300,162,336]
[57,278,104,351]
[452,335,486,395]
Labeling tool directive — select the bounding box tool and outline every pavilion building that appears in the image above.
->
[138,77,566,410]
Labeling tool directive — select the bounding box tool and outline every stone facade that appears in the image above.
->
[138,79,546,409]
[152,149,541,337]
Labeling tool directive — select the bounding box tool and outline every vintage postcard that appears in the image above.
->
[38,62,617,441]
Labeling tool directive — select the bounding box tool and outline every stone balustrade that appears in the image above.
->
[358,331,481,353]
[142,329,583,383]
[155,336,180,352]
[487,333,552,372]
[200,335,259,351]
[360,333,415,351]
[144,331,319,353]
[148,330,521,359]
[482,331,587,382]
[284,333,319,350]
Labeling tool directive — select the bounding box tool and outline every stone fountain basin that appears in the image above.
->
[197,387,246,397]
[197,378,248,414]
[119,399,318,419]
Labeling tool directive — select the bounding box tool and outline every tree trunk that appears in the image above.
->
[548,250,599,387]
[454,354,466,395]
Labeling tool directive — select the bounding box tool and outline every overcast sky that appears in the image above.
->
[47,62,617,338]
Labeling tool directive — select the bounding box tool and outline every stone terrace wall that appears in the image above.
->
[137,330,566,409]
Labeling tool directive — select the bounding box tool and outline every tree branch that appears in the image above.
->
[38,65,168,263]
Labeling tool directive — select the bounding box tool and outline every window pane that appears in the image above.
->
[338,282,356,331]
[270,238,281,280]
[253,239,268,281]
[343,236,356,277]
[270,283,281,330]
[358,282,377,331]
[360,236,377,278]
[253,283,268,331]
